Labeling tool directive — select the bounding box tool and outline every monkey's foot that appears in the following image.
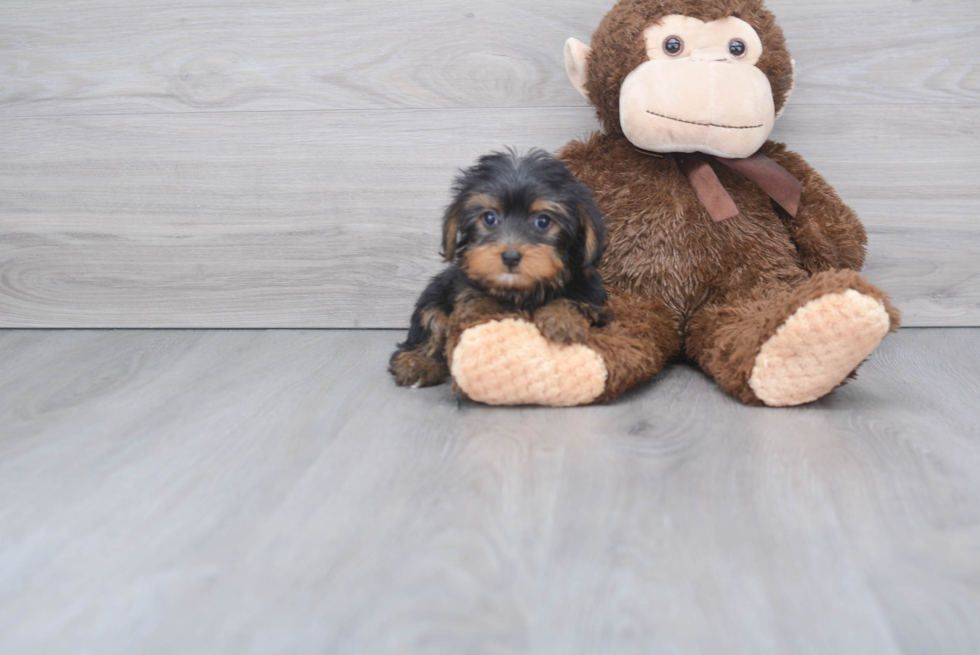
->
[749,289,892,407]
[450,318,607,407]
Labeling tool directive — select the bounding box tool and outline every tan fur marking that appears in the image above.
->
[464,244,510,279]
[520,244,565,282]
[529,199,568,216]
[466,193,503,213]
[442,209,459,262]
[464,244,564,291]
[580,204,599,265]
[419,308,449,358]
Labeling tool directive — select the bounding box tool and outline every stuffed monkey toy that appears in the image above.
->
[446,0,899,407]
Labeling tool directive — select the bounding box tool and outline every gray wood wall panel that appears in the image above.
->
[1,0,978,327]
[1,0,976,115]
[2,106,977,327]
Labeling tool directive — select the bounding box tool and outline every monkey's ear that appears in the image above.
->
[775,59,796,120]
[441,201,462,262]
[578,199,606,270]
[564,38,592,101]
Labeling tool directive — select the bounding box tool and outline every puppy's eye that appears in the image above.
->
[533,214,553,231]
[728,39,747,58]
[663,36,684,57]
[481,211,499,228]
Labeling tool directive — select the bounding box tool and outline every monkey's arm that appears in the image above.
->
[763,142,867,274]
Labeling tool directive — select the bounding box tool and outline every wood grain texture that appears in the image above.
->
[1,0,978,328]
[0,0,977,116]
[1,328,979,654]
[2,106,978,328]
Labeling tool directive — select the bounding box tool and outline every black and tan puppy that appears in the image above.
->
[389,149,608,388]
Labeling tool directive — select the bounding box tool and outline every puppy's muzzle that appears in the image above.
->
[501,249,522,269]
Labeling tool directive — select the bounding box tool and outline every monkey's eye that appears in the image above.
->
[728,39,747,58]
[481,211,499,228]
[533,214,553,231]
[663,36,684,57]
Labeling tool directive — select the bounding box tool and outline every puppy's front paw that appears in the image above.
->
[533,301,591,345]
[453,292,506,328]
[389,350,449,388]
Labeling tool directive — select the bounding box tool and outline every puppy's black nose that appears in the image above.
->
[501,249,522,268]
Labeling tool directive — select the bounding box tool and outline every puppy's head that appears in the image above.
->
[442,149,605,297]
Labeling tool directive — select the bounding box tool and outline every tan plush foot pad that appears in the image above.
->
[749,289,892,407]
[450,319,608,407]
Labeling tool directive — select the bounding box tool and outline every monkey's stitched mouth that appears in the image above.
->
[646,110,763,130]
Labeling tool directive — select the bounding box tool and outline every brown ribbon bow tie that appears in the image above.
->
[637,149,803,222]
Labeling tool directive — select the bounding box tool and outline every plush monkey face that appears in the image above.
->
[565,0,795,159]
[619,16,774,157]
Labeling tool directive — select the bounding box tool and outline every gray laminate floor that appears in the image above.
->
[1,328,979,655]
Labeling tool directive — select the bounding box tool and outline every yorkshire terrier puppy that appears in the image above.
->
[389,149,607,389]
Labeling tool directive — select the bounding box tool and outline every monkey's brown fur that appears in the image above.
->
[564,0,897,404]
[448,0,899,406]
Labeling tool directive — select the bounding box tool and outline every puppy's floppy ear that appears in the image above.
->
[441,197,464,262]
[578,197,606,270]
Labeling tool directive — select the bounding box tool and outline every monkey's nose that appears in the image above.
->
[501,249,522,268]
[689,48,730,63]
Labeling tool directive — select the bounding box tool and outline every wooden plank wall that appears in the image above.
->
[1,0,977,328]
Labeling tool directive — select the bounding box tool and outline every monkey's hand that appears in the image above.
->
[389,349,450,388]
[764,142,867,274]
[533,299,596,345]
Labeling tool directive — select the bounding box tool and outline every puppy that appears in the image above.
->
[389,149,607,389]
